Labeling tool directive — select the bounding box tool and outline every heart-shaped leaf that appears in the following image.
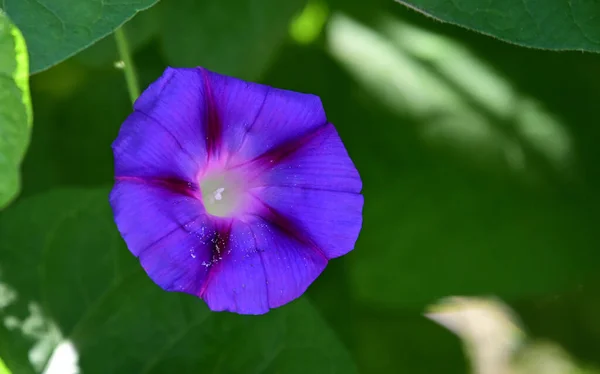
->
[2,0,159,73]
[0,188,357,374]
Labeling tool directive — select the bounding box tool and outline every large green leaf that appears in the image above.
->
[0,188,357,374]
[0,11,31,209]
[159,0,307,80]
[396,0,600,52]
[324,13,600,309]
[73,6,160,69]
[2,0,159,73]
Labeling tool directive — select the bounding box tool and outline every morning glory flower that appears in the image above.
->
[109,67,363,314]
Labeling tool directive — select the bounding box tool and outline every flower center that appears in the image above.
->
[200,172,243,218]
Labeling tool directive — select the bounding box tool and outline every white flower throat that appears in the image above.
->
[200,172,243,218]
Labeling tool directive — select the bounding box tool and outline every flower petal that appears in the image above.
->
[110,67,364,314]
[200,216,327,313]
[110,180,215,294]
[200,220,269,314]
[113,67,209,181]
[198,69,327,162]
[252,217,328,308]
[253,186,363,259]
[112,112,200,182]
[261,123,362,193]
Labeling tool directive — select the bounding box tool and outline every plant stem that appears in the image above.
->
[114,27,140,104]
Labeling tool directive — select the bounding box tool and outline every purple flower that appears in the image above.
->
[109,67,363,314]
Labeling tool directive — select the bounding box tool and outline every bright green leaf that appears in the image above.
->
[159,0,307,80]
[396,0,600,52]
[2,0,159,73]
[0,188,357,374]
[0,357,11,374]
[0,11,31,209]
[289,0,329,45]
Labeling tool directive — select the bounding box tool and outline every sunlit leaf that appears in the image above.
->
[0,11,31,209]
[289,0,329,45]
[0,356,12,374]
[2,0,159,73]
[0,188,357,374]
[425,296,524,374]
[426,296,600,374]
[326,13,599,308]
[396,0,600,52]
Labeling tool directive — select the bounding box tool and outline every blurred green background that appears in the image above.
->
[2,0,600,372]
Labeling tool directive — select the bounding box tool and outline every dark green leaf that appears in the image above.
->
[324,12,600,309]
[396,0,600,52]
[0,324,33,374]
[353,311,465,374]
[73,7,160,69]
[349,165,598,308]
[0,188,357,374]
[0,11,31,209]
[20,53,168,199]
[159,0,307,80]
[2,0,159,73]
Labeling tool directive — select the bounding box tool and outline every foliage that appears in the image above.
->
[0,188,357,373]
[396,0,600,52]
[0,11,31,209]
[1,0,158,73]
[1,0,600,373]
[426,296,600,374]
[159,0,308,79]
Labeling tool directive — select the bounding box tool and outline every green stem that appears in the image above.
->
[114,27,140,104]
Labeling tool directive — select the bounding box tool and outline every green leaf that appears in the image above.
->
[73,6,160,69]
[325,13,600,309]
[2,0,159,73]
[0,357,12,374]
[159,0,307,80]
[22,68,131,196]
[0,324,34,374]
[349,167,598,308]
[0,188,357,374]
[353,311,466,374]
[396,0,600,52]
[0,11,31,209]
